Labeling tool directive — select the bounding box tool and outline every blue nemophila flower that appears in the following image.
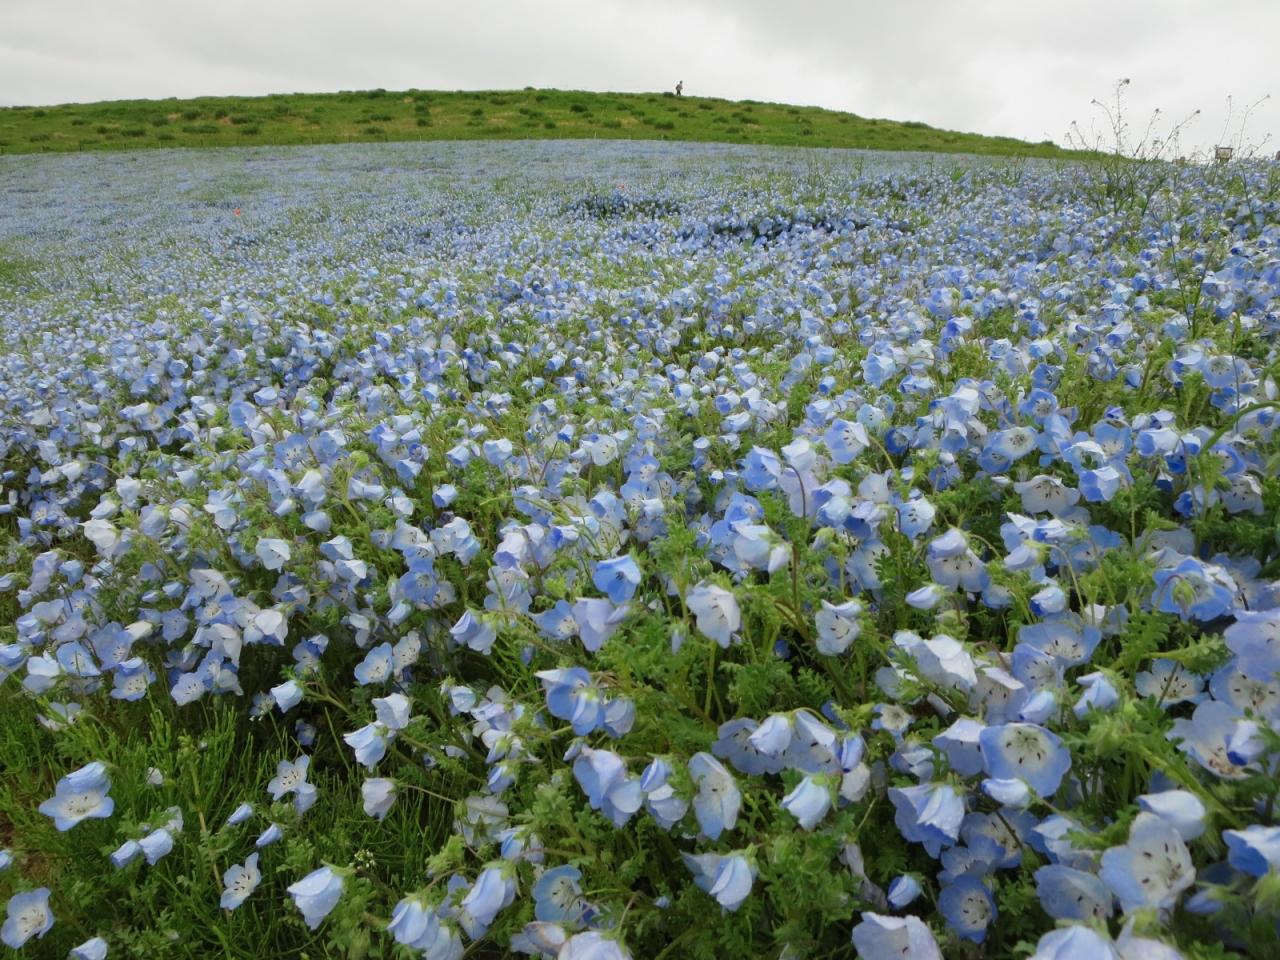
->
[450,610,498,655]
[138,828,175,865]
[458,864,517,939]
[1027,926,1118,960]
[1134,659,1205,706]
[287,866,344,930]
[532,600,579,641]
[1033,864,1113,921]
[1150,556,1235,622]
[537,667,602,734]
[823,418,870,464]
[926,529,988,592]
[353,642,394,685]
[682,851,756,912]
[271,678,303,713]
[1223,825,1280,877]
[387,896,441,951]
[886,875,922,908]
[255,537,291,571]
[938,875,996,943]
[39,761,114,831]
[1072,671,1119,717]
[1137,790,1206,841]
[572,746,642,827]
[267,755,310,800]
[593,556,641,604]
[1099,812,1195,912]
[1168,700,1251,779]
[110,839,141,869]
[979,723,1071,797]
[934,718,987,776]
[2,888,53,949]
[689,751,741,840]
[781,775,832,830]
[362,778,397,820]
[510,920,568,956]
[255,823,284,848]
[685,581,741,648]
[225,802,253,826]
[559,930,632,960]
[815,599,861,655]
[0,850,10,871]
[69,936,109,960]
[850,913,942,960]
[220,853,261,910]
[532,865,589,924]
[889,782,964,857]
[571,598,628,653]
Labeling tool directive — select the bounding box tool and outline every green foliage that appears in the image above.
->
[0,89,1082,158]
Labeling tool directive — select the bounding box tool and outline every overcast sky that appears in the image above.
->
[2,0,1276,156]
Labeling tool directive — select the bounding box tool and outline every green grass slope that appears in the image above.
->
[0,87,1073,158]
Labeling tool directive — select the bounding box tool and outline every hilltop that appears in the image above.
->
[0,87,1073,158]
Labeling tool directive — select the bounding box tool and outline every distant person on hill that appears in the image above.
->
[675,80,684,97]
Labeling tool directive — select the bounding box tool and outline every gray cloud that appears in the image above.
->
[1,0,1275,155]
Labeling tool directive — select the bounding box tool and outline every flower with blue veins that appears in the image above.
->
[979,722,1071,797]
[1150,556,1236,622]
[110,840,142,869]
[286,865,345,930]
[267,755,310,801]
[1072,671,1119,717]
[388,896,440,950]
[450,610,498,655]
[225,802,253,826]
[1033,864,1113,921]
[536,667,604,735]
[886,875,922,908]
[572,598,628,653]
[2,888,53,949]
[38,761,114,831]
[850,913,942,960]
[458,864,517,939]
[689,751,741,840]
[270,678,303,713]
[138,828,174,865]
[69,936,109,960]
[815,599,862,654]
[888,781,965,857]
[254,537,291,571]
[1168,700,1251,779]
[592,555,641,604]
[1099,812,1195,912]
[781,775,832,830]
[1027,926,1119,960]
[1223,825,1280,877]
[938,875,996,943]
[1136,790,1206,841]
[823,418,870,464]
[685,581,740,648]
[682,851,756,912]
[220,853,261,910]
[353,642,394,685]
[533,865,589,924]
[361,778,397,820]
[559,930,633,960]
[532,600,579,641]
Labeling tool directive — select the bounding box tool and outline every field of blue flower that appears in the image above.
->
[1,139,1279,959]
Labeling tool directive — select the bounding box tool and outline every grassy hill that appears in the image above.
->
[0,87,1073,159]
